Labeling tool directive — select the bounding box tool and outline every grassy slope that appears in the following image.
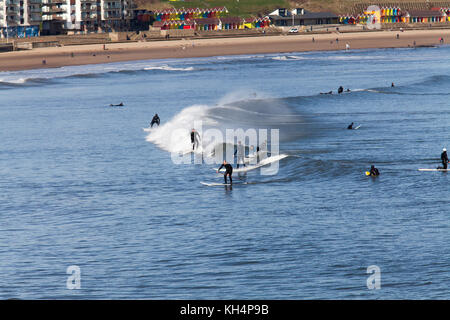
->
[134,0,450,17]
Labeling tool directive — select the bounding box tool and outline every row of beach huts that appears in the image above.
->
[139,7,270,31]
[138,5,450,31]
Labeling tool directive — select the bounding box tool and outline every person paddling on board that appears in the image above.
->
[217,160,233,184]
[368,165,380,176]
[347,122,354,130]
[338,86,344,94]
[191,128,201,150]
[440,148,448,169]
[150,114,160,127]
[234,141,246,169]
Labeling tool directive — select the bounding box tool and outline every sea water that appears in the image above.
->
[1,46,450,299]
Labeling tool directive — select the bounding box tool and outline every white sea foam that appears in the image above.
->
[0,61,196,86]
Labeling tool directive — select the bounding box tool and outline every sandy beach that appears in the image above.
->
[0,29,449,72]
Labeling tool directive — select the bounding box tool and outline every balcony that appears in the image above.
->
[6,0,20,5]
[6,8,20,14]
[103,3,121,10]
[29,15,43,22]
[50,14,67,20]
[42,7,67,14]
[81,14,98,20]
[42,0,66,5]
[6,18,20,24]
[28,6,42,13]
[81,5,98,11]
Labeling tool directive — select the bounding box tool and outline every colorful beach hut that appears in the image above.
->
[194,18,220,31]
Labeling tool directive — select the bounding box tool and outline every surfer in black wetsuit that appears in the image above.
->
[338,86,344,94]
[110,102,124,107]
[150,114,160,127]
[441,148,448,169]
[217,160,233,184]
[347,122,354,130]
[191,129,200,150]
[369,165,380,176]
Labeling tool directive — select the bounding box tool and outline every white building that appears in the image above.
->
[1,0,135,36]
[0,0,42,37]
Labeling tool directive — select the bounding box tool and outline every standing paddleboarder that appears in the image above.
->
[441,148,448,169]
[217,160,233,184]
[191,129,201,150]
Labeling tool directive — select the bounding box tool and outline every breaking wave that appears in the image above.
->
[145,91,313,157]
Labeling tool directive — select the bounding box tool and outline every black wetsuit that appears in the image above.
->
[191,132,195,150]
[370,166,380,176]
[338,86,344,94]
[190,130,200,150]
[441,151,448,169]
[218,163,233,184]
[347,123,354,130]
[150,115,160,127]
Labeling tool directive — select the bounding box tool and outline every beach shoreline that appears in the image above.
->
[0,29,448,72]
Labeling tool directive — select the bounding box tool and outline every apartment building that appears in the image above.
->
[0,0,42,37]
[1,0,134,36]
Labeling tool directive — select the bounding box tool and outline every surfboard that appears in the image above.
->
[215,154,289,173]
[201,182,232,186]
[418,168,449,172]
[354,125,361,130]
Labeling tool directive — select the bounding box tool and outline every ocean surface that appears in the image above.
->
[1,45,449,299]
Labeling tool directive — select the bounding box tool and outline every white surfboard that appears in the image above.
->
[215,154,289,173]
[418,168,449,172]
[180,145,203,155]
[201,182,232,186]
[354,125,361,130]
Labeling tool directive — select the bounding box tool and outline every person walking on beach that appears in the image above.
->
[150,114,160,127]
[234,141,246,169]
[441,148,448,169]
[217,160,233,184]
[191,128,201,150]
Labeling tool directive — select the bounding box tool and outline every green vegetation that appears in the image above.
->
[133,0,291,17]
[135,0,445,17]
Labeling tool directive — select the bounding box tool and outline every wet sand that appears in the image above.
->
[0,29,449,72]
